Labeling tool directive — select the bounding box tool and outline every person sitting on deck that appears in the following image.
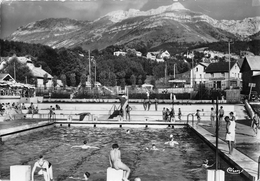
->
[71,140,99,149]
[109,143,131,181]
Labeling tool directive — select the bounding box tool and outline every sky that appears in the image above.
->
[1,0,260,39]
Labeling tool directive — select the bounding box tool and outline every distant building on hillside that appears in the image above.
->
[113,51,127,56]
[146,50,170,62]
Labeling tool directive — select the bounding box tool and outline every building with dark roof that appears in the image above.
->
[205,61,241,90]
[240,56,260,94]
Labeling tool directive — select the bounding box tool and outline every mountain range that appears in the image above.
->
[5,2,260,51]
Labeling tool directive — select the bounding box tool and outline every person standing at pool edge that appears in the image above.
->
[225,112,236,155]
[31,155,53,181]
[109,143,131,181]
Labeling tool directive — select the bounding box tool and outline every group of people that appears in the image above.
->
[32,132,184,181]
[0,102,26,120]
[162,107,182,122]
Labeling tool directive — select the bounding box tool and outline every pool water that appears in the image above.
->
[0,126,249,181]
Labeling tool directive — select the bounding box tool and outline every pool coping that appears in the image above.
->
[189,123,258,181]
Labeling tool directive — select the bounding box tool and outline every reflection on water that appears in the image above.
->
[0,127,249,181]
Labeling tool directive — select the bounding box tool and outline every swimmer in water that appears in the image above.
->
[126,129,130,134]
[31,155,53,181]
[146,144,164,151]
[189,159,215,173]
[69,171,90,180]
[134,178,141,181]
[71,140,99,149]
[165,138,179,147]
[109,143,131,181]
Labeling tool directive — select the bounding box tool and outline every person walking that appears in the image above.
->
[125,104,132,121]
[162,107,166,121]
[195,109,201,125]
[147,99,152,111]
[218,106,224,127]
[154,98,158,111]
[170,108,175,122]
[143,99,147,111]
[210,107,216,127]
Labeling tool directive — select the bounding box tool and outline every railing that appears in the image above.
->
[187,113,194,126]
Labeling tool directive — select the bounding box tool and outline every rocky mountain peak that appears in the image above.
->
[101,2,188,23]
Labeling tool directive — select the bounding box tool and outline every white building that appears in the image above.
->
[190,62,209,88]
[146,50,170,62]
[204,61,241,89]
[113,51,127,56]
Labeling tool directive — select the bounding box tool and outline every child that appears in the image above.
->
[195,110,201,124]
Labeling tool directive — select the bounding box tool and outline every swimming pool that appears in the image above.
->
[0,126,249,181]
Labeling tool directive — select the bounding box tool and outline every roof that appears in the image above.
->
[199,62,209,67]
[0,73,15,81]
[205,61,236,73]
[237,58,244,68]
[30,67,53,79]
[245,56,260,71]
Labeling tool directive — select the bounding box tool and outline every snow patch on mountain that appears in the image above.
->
[99,2,187,23]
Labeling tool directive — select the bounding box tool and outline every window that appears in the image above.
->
[211,73,214,78]
[196,68,198,72]
[222,73,224,77]
[200,74,202,78]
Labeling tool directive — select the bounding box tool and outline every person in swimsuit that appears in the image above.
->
[71,140,99,149]
[31,155,53,181]
[109,143,131,181]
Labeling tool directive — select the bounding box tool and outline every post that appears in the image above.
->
[192,51,194,88]
[95,60,96,87]
[249,83,253,100]
[14,61,16,81]
[174,64,176,79]
[88,50,91,88]
[215,96,219,177]
[228,42,231,89]
[257,156,260,180]
[164,59,167,84]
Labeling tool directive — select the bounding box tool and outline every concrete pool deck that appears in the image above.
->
[0,104,259,181]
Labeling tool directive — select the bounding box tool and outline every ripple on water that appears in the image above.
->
[0,127,249,181]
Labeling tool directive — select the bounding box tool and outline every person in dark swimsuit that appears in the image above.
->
[31,155,53,181]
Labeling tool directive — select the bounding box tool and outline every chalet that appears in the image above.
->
[240,56,260,94]
[205,61,241,90]
[0,73,15,82]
